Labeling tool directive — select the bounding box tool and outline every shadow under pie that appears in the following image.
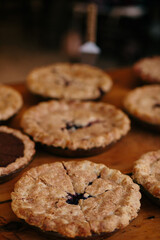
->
[33,226,117,240]
[39,141,116,158]
[134,182,160,207]
[29,87,106,102]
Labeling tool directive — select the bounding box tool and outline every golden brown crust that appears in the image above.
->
[0,126,35,177]
[123,85,160,126]
[133,150,160,199]
[21,100,130,152]
[133,56,160,83]
[11,160,141,238]
[0,84,23,121]
[27,63,112,100]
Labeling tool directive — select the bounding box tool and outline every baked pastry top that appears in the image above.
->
[0,126,35,178]
[21,100,130,152]
[27,63,112,100]
[133,150,160,199]
[11,160,141,238]
[133,56,160,83]
[0,84,23,121]
[123,85,160,126]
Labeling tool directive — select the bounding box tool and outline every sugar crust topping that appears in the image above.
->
[133,150,160,199]
[27,63,112,100]
[133,56,160,83]
[21,100,130,151]
[0,84,23,121]
[124,85,160,125]
[11,160,141,238]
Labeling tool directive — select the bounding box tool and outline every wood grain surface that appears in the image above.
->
[0,68,160,240]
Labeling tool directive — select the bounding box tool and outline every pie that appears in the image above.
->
[123,85,160,128]
[0,84,23,121]
[11,160,141,238]
[21,100,130,157]
[0,126,35,183]
[133,150,160,205]
[133,56,160,83]
[26,63,112,100]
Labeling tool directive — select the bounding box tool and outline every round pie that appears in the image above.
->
[133,56,160,83]
[123,85,160,128]
[11,160,141,238]
[0,126,35,183]
[133,150,160,205]
[21,100,130,157]
[0,84,23,121]
[26,63,112,100]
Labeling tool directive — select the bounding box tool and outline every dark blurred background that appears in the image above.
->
[0,0,160,83]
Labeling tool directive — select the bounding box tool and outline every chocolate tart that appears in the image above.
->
[26,63,112,101]
[133,150,160,206]
[0,84,23,121]
[11,160,141,239]
[123,85,160,129]
[133,56,160,83]
[0,126,35,183]
[21,100,130,157]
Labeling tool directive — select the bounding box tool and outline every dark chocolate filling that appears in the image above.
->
[0,132,24,167]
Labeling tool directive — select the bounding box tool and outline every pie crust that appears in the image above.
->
[21,100,130,156]
[123,85,160,127]
[11,160,141,238]
[0,126,35,182]
[27,63,112,100]
[0,84,23,121]
[133,150,160,200]
[133,56,160,83]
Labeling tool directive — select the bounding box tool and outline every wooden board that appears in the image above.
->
[0,68,160,240]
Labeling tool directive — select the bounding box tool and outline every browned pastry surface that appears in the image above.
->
[0,84,23,121]
[0,126,35,177]
[133,150,160,199]
[27,63,112,100]
[11,160,141,238]
[21,100,130,152]
[133,56,160,83]
[123,85,160,126]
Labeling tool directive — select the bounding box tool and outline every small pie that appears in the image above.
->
[26,63,112,100]
[0,126,35,183]
[133,56,160,83]
[133,150,160,205]
[0,84,23,121]
[11,160,141,238]
[21,100,130,157]
[123,85,160,128]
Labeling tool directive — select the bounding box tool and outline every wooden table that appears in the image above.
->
[0,68,160,240]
